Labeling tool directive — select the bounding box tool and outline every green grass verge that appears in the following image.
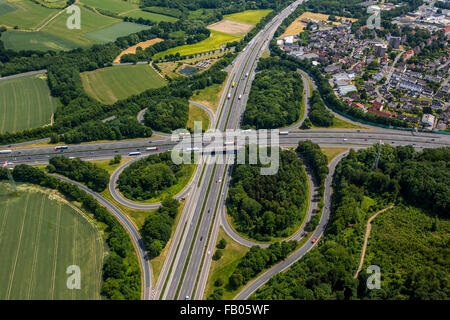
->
[100,188,154,230]
[311,116,367,129]
[321,147,349,165]
[203,227,250,299]
[80,64,167,105]
[0,182,104,299]
[0,73,58,134]
[191,80,226,114]
[187,104,210,132]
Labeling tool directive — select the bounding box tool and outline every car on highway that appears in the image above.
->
[364,138,368,141]
[200,236,203,241]
[312,237,317,243]
[238,94,242,100]
[216,179,222,183]
[343,139,348,142]
[227,93,231,100]
[185,296,189,300]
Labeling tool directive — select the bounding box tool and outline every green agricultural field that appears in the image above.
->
[154,30,242,60]
[80,64,167,105]
[0,30,80,51]
[81,0,138,15]
[0,73,58,134]
[83,22,153,44]
[0,0,58,30]
[223,9,272,25]
[41,4,120,47]
[121,9,177,22]
[80,0,176,22]
[0,183,104,300]
[0,0,17,15]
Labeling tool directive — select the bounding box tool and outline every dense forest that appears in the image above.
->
[308,90,334,127]
[117,152,190,201]
[208,241,298,300]
[1,165,141,300]
[144,98,189,133]
[252,145,449,300]
[47,156,110,192]
[227,147,308,241]
[242,57,303,129]
[140,198,180,259]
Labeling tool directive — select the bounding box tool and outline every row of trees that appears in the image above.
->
[243,57,303,129]
[1,165,140,300]
[47,156,110,192]
[140,198,180,259]
[227,148,308,241]
[308,90,334,127]
[117,152,187,201]
[208,241,298,300]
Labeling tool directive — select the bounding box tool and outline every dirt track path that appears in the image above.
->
[354,204,395,279]
[36,1,80,31]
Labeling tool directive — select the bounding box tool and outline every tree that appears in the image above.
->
[213,250,223,261]
[216,238,227,249]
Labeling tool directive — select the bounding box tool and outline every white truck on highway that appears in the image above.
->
[146,147,159,151]
[279,131,289,135]
[128,152,141,156]
[0,150,12,155]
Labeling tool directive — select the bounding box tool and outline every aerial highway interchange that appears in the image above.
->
[1,0,449,302]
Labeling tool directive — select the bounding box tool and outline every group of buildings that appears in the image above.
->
[277,5,449,131]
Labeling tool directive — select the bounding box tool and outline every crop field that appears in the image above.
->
[80,64,167,104]
[80,0,177,22]
[114,38,164,63]
[0,30,81,51]
[0,0,58,30]
[0,183,104,300]
[223,9,273,25]
[121,9,177,22]
[83,22,153,44]
[81,0,137,14]
[153,30,242,60]
[42,5,120,47]
[0,73,58,134]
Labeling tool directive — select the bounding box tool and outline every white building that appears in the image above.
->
[421,114,435,129]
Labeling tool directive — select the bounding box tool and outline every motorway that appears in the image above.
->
[156,0,314,301]
[2,0,450,302]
